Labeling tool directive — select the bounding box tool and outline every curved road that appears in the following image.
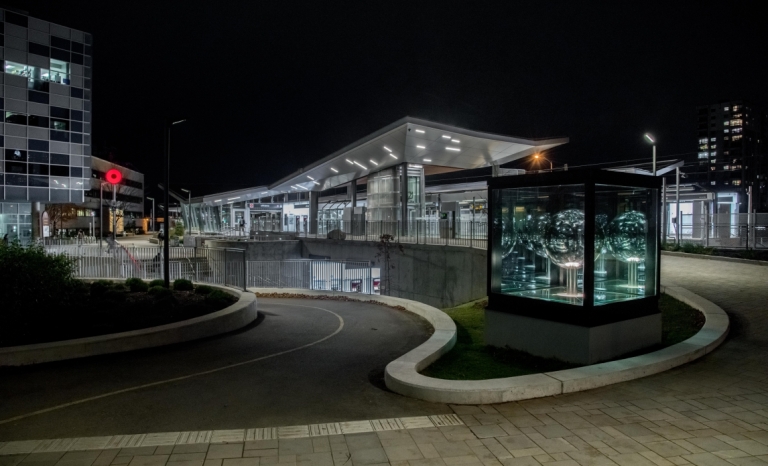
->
[0,298,451,440]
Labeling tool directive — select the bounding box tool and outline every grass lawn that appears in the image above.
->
[421,293,705,380]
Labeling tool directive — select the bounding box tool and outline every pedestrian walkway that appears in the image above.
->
[1,256,766,466]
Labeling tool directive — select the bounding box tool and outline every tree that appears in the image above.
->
[44,203,77,236]
[374,234,404,296]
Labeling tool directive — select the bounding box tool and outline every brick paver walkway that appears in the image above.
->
[1,256,766,466]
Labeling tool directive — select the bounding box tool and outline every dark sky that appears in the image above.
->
[11,0,768,197]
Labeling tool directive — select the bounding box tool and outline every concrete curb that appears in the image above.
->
[661,249,768,266]
[0,284,258,367]
[253,284,729,404]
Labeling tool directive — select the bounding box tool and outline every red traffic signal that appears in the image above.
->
[105,169,122,184]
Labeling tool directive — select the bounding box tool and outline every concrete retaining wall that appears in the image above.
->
[208,240,302,261]
[0,285,258,367]
[300,239,487,309]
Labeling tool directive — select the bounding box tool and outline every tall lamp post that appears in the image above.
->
[644,133,656,176]
[147,196,155,233]
[164,119,186,288]
[534,153,553,172]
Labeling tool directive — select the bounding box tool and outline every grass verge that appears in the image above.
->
[421,293,704,380]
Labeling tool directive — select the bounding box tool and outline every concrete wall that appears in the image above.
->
[207,240,302,261]
[300,238,486,309]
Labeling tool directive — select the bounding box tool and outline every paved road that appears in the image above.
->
[0,298,450,440]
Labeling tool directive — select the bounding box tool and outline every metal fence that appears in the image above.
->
[251,219,488,250]
[669,213,768,249]
[46,246,379,294]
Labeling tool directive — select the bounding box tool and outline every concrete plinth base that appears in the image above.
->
[484,309,661,365]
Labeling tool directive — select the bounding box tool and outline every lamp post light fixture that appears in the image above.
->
[644,133,656,176]
[164,119,186,288]
[147,196,155,232]
[534,153,553,172]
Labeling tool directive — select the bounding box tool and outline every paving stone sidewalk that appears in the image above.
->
[1,256,767,466]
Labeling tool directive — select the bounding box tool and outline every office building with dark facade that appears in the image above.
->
[689,101,767,212]
[1,8,93,241]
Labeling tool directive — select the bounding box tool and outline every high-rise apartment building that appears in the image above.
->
[692,100,768,212]
[1,8,93,241]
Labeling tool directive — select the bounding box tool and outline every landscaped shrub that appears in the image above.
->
[90,280,115,297]
[126,278,149,292]
[205,289,235,308]
[149,279,167,288]
[0,241,78,335]
[148,285,166,296]
[194,285,214,295]
[173,279,193,291]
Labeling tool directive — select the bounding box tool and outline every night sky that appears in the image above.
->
[11,0,767,198]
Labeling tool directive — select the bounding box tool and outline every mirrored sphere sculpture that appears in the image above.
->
[525,213,551,258]
[607,211,647,263]
[544,209,585,268]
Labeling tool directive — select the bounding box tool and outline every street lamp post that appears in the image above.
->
[164,119,186,288]
[534,153,553,172]
[644,134,656,176]
[147,196,155,232]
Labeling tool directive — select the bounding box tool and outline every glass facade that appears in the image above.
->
[1,9,93,203]
[0,202,33,243]
[489,171,660,316]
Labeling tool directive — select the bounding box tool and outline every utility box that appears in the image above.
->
[486,170,661,364]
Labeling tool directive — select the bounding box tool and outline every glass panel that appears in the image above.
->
[493,184,586,305]
[49,59,70,85]
[594,185,658,305]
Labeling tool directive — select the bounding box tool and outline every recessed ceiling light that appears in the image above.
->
[307,176,314,180]
[298,185,308,190]
[214,199,222,202]
[446,147,460,152]
[260,192,268,194]
[383,146,392,152]
[227,197,241,200]
[389,154,398,159]
[416,145,425,149]
[330,167,338,173]
[442,135,451,139]
[451,139,460,143]
[424,158,432,162]
[346,159,354,164]
[370,159,379,166]
[353,161,367,169]
[415,129,425,133]
[313,181,320,185]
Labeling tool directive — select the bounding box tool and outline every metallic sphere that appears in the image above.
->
[607,211,647,263]
[544,209,585,269]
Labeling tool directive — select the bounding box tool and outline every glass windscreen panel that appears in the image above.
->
[493,184,586,305]
[594,185,658,305]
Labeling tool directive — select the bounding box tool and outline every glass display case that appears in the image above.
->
[489,170,660,323]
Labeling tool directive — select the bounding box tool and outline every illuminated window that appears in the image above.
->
[698,152,708,159]
[699,144,709,150]
[711,145,717,149]
[730,119,743,126]
[725,137,730,140]
[733,105,740,111]
[699,138,708,144]
[724,107,730,111]
[724,121,730,126]
[711,181,716,185]
[733,180,741,186]
[49,59,70,85]
[711,137,716,141]
[724,129,730,133]
[732,127,742,133]
[711,167,716,171]
[733,135,743,141]
[724,165,730,170]
[734,113,742,118]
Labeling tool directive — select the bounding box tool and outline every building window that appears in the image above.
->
[711,144,717,149]
[711,137,716,141]
[698,152,708,159]
[733,135,743,141]
[724,121,730,126]
[730,119,743,126]
[698,138,708,144]
[724,107,730,111]
[4,112,27,125]
[732,127,743,133]
[733,105,740,111]
[733,180,741,186]
[711,181,716,185]
[4,61,32,77]
[710,167,716,171]
[725,136,730,140]
[49,59,70,85]
[724,129,730,133]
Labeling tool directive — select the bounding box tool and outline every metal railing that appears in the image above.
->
[46,246,379,294]
[668,213,768,249]
[249,219,488,250]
